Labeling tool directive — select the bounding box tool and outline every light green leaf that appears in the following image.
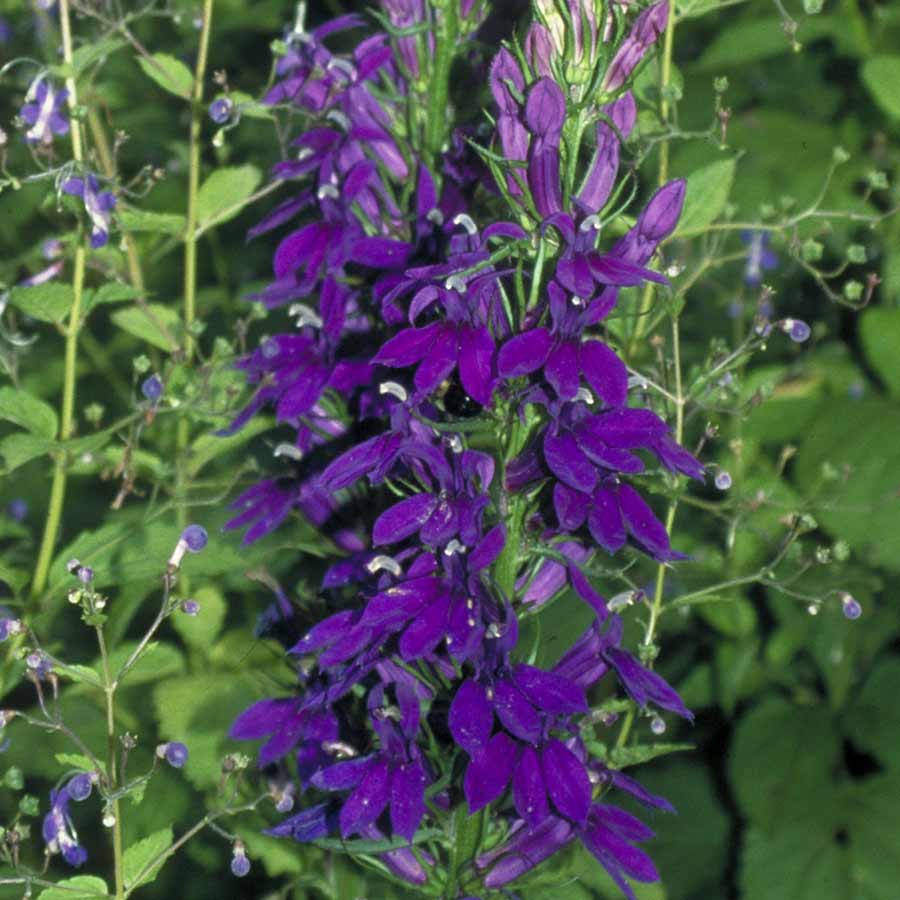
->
[729,696,840,827]
[38,876,108,900]
[609,742,693,768]
[0,432,53,472]
[62,36,127,75]
[118,208,186,235]
[110,303,180,351]
[172,585,227,649]
[228,90,274,120]
[107,641,184,687]
[861,56,900,120]
[196,165,262,229]
[859,307,900,396]
[55,753,101,773]
[0,386,58,439]
[123,826,173,890]
[54,663,104,688]
[137,52,193,99]
[674,158,736,236]
[8,283,74,323]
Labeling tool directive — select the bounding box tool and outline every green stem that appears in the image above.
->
[425,1,458,164]
[630,0,677,351]
[30,0,88,603]
[97,628,124,900]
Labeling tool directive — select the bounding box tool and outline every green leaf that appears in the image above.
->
[8,283,74,323]
[861,56,900,120]
[0,432,53,472]
[0,386,58,439]
[118,208,186,235]
[107,641,184,687]
[55,753,101,772]
[137,52,193,99]
[0,562,28,593]
[859,307,900,396]
[674,158,736,236]
[515,588,595,668]
[188,416,273,476]
[729,696,840,827]
[609,742,693,768]
[195,165,262,228]
[844,659,900,771]
[37,876,108,900]
[123,826,173,890]
[85,283,143,311]
[696,595,758,638]
[54,662,104,688]
[172,585,226,649]
[66,36,127,75]
[110,303,180,351]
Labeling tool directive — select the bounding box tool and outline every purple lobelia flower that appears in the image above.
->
[601,0,669,94]
[62,175,116,248]
[20,77,69,145]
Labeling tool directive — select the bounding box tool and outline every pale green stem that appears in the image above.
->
[31,0,88,603]
[425,0,458,164]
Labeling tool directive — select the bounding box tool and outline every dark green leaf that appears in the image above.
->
[110,303,180,351]
[0,386,58,439]
[674,158,736,236]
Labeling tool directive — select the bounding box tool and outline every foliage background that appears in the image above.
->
[1,0,898,898]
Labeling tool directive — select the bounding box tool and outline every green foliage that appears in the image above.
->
[37,876,109,900]
[137,53,194,99]
[122,826,174,890]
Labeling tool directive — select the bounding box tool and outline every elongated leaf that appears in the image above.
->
[118,208,186,235]
[674,158,736,236]
[123,827,173,890]
[0,386,58,439]
[0,432,53,472]
[196,165,262,228]
[137,52,193,99]
[8,283,74,323]
[110,303,180,351]
[38,876,108,900]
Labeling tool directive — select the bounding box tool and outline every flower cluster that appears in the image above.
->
[227,1,699,895]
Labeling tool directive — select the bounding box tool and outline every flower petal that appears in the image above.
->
[513,745,549,826]
[340,759,392,838]
[498,329,553,378]
[449,680,494,755]
[464,732,517,812]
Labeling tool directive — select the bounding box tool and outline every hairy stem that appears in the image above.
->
[30,0,88,603]
[425,1,458,165]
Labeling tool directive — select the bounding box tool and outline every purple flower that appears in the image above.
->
[230,843,251,877]
[209,97,233,124]
[158,741,189,768]
[20,77,69,145]
[66,773,94,802]
[42,788,88,867]
[141,374,163,402]
[62,175,116,248]
[181,525,208,551]
[602,1,669,93]
[741,230,778,285]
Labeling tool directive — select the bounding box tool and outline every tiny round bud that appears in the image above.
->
[181,525,208,552]
[208,97,234,125]
[77,566,94,585]
[102,810,116,828]
[650,716,666,735]
[231,843,250,878]
[181,599,200,616]
[715,470,733,490]
[780,318,811,343]
[67,773,94,802]
[840,592,862,620]
[159,741,189,769]
[141,374,163,402]
[67,558,81,574]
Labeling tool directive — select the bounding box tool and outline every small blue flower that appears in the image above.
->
[841,593,861,620]
[141,374,163,402]
[209,97,233,125]
[0,619,22,641]
[20,77,69,146]
[62,175,116,249]
[158,741,189,768]
[741,230,778,286]
[181,599,200,616]
[77,566,94,585]
[230,842,250,877]
[67,773,94,802]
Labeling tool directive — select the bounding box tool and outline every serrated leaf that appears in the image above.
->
[107,641,184,686]
[729,696,840,827]
[861,56,900,120]
[55,753,102,773]
[196,165,262,229]
[0,386,58,439]
[118,208,186,235]
[172,585,226,648]
[54,663,104,688]
[859,307,900,396]
[8,283,74,323]
[137,52,193,99]
[123,826,173,890]
[85,283,143,311]
[38,876,108,900]
[111,303,180,351]
[674,158,736,236]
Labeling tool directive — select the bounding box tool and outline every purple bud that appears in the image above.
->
[67,773,94,802]
[181,599,200,616]
[158,742,189,768]
[208,97,233,125]
[77,566,94,585]
[840,593,861,620]
[782,318,811,343]
[602,1,669,93]
[0,619,22,641]
[714,471,732,490]
[181,525,208,552]
[141,374,163,402]
[230,844,250,877]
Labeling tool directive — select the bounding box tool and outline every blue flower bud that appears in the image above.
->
[77,566,94,585]
[230,843,250,877]
[840,593,861,620]
[715,471,732,490]
[67,773,93,802]
[157,741,189,768]
[181,599,200,616]
[0,618,22,641]
[781,318,811,343]
[181,525,208,552]
[141,374,163,402]
[209,97,234,125]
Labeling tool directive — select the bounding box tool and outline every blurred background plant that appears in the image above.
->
[0,0,897,898]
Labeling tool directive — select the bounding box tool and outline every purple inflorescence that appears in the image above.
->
[224,3,697,896]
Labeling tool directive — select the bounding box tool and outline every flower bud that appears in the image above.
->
[157,741,189,768]
[839,592,861,620]
[715,471,732,490]
[141,374,163,402]
[208,97,234,125]
[230,841,250,877]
